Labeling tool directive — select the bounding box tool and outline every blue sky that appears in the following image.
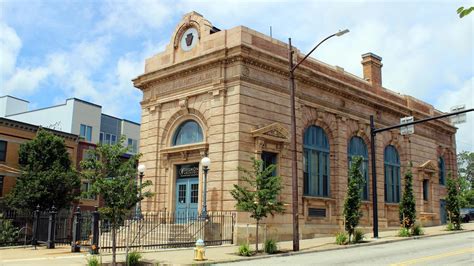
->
[0,0,473,151]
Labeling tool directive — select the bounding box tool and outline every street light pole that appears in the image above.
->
[201,157,211,219]
[136,164,146,219]
[288,29,349,252]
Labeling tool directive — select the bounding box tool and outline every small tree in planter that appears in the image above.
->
[446,173,462,230]
[80,139,152,266]
[230,158,285,253]
[344,156,365,243]
[399,163,416,231]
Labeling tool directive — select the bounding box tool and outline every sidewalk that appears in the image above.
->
[1,223,473,265]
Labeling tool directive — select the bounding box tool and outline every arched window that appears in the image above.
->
[384,145,400,203]
[303,126,330,197]
[172,120,203,146]
[348,136,369,200]
[439,156,445,185]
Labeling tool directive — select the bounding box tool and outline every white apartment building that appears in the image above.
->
[0,96,140,154]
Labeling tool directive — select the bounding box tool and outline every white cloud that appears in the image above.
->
[1,0,472,146]
[96,0,174,36]
[0,22,50,96]
[436,77,474,152]
[2,67,49,95]
[0,22,21,77]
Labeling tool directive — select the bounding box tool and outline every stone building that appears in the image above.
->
[133,12,457,241]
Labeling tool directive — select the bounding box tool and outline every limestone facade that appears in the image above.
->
[133,12,457,242]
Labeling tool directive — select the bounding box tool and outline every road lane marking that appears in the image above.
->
[390,247,474,266]
[1,254,87,263]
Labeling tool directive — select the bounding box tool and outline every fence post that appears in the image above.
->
[32,205,40,247]
[91,206,100,254]
[46,206,57,249]
[71,206,81,252]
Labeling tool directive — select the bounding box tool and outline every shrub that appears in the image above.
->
[127,251,142,266]
[446,222,455,231]
[0,214,19,246]
[398,227,410,237]
[238,243,253,256]
[411,224,424,236]
[264,239,278,254]
[335,232,348,245]
[353,229,365,243]
[86,256,99,266]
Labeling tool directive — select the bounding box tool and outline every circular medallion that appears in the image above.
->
[180,27,198,51]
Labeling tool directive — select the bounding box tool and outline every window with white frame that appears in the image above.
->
[99,131,117,145]
[128,138,138,153]
[80,124,93,142]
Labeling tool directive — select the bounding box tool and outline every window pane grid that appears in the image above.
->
[178,184,186,203]
[190,184,198,203]
[303,126,330,197]
[173,120,203,146]
[384,145,400,203]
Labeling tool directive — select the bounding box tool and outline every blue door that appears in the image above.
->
[175,177,199,223]
[440,199,447,224]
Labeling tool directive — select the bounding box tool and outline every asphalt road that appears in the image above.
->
[218,232,474,266]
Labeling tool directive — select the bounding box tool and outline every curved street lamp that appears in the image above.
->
[201,157,211,219]
[288,29,349,251]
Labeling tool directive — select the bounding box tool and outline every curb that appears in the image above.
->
[194,229,474,265]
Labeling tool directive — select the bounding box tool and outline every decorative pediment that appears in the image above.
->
[251,123,290,143]
[418,160,437,173]
[160,143,208,161]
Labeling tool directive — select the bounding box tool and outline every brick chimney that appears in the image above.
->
[361,53,383,88]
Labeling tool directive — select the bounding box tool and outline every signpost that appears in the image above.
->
[400,116,414,135]
[450,105,467,125]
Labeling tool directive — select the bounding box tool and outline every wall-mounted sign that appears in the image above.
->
[180,27,198,51]
[177,163,199,178]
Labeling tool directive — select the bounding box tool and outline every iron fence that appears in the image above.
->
[1,207,236,253]
[99,211,235,252]
[0,207,93,247]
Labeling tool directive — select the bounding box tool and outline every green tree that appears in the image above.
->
[80,140,152,266]
[457,6,473,18]
[399,164,416,230]
[230,158,285,253]
[458,151,474,208]
[6,129,80,211]
[344,156,364,243]
[446,173,462,230]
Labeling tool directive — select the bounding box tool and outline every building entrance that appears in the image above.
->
[175,164,199,222]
